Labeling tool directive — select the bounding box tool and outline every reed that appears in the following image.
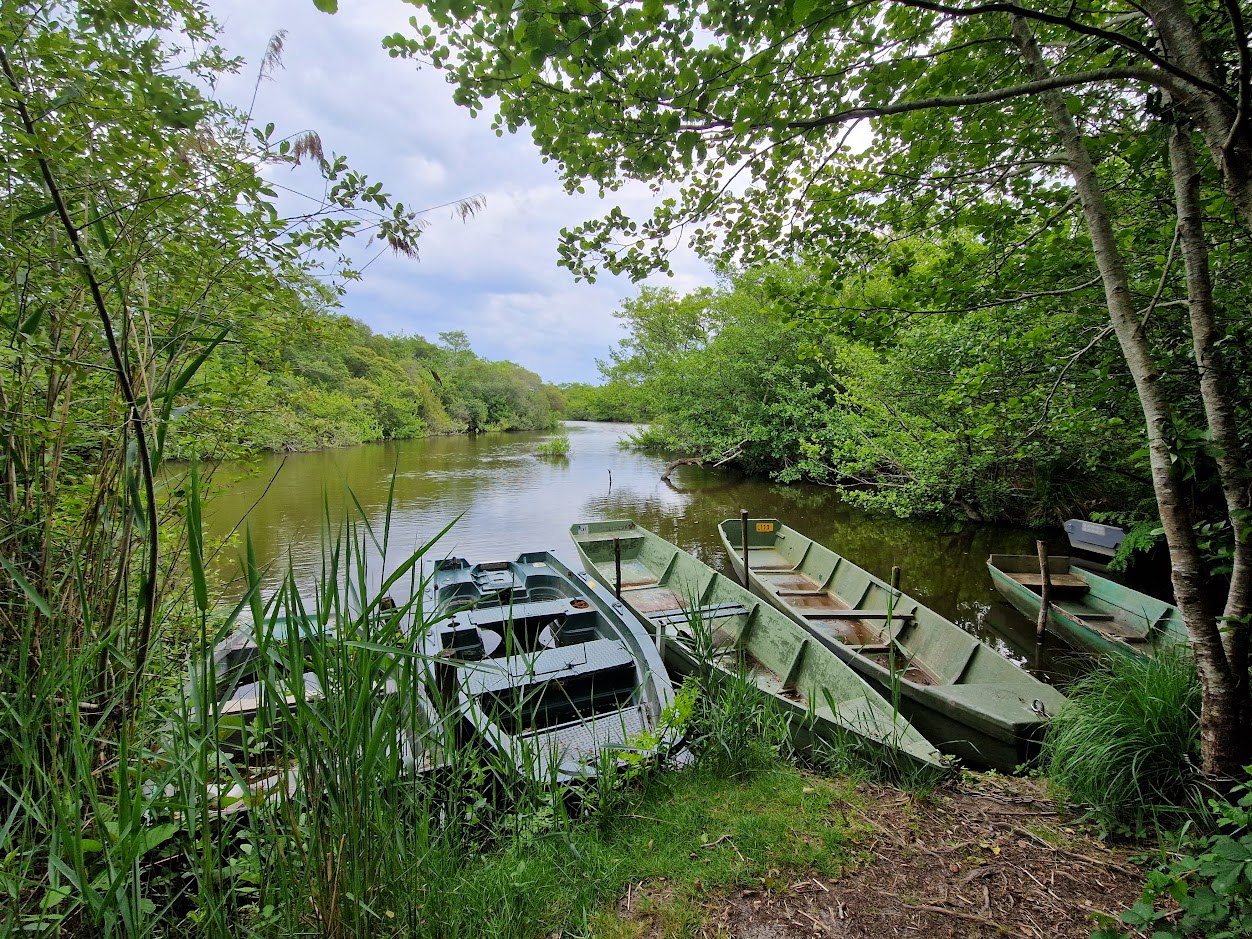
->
[1042,650,1202,832]
[1,474,879,939]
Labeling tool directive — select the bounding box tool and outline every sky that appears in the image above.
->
[206,0,714,384]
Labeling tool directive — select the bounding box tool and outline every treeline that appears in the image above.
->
[593,260,1162,526]
[177,312,564,458]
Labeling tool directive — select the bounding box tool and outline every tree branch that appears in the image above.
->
[0,44,160,713]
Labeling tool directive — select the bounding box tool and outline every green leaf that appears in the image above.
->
[0,554,54,617]
[312,0,338,12]
[15,202,56,224]
[793,0,818,24]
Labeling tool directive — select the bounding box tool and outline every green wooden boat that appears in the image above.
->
[987,554,1189,658]
[718,519,1066,771]
[569,519,947,776]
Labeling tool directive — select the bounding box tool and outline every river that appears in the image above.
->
[202,420,1074,677]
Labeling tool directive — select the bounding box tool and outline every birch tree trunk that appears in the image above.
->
[1012,14,1251,778]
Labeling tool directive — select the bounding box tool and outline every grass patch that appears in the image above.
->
[1043,650,1201,833]
[535,434,571,457]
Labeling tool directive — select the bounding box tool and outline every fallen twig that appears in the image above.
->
[902,903,1033,939]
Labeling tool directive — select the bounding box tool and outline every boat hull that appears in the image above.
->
[987,555,1188,658]
[720,521,1063,772]
[571,519,948,777]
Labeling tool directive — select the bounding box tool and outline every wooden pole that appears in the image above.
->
[888,566,902,681]
[613,537,622,599]
[1035,540,1051,642]
[740,509,750,588]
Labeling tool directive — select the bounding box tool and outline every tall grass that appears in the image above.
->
[1043,651,1202,832]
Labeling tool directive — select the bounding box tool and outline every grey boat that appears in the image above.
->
[418,551,676,781]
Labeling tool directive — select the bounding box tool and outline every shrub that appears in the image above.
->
[1096,772,1252,939]
[535,434,571,457]
[1043,651,1201,833]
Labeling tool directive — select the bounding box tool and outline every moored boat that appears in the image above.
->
[718,519,1066,771]
[418,551,676,781]
[987,554,1189,658]
[569,519,947,776]
[185,614,440,814]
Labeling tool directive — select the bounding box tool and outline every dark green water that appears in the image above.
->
[202,421,1076,678]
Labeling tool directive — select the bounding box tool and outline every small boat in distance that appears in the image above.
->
[569,519,947,776]
[419,551,675,781]
[987,554,1189,658]
[718,519,1066,771]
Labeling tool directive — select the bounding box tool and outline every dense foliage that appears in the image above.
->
[597,263,1150,523]
[179,320,562,457]
[388,0,1252,778]
[1100,775,1252,939]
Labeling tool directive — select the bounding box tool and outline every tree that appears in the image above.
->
[0,0,441,708]
[381,1,1251,777]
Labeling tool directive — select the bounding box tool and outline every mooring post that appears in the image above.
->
[888,566,902,679]
[1035,540,1051,642]
[613,537,622,598]
[740,509,750,588]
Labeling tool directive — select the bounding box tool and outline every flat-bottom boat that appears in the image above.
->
[569,520,947,776]
[419,551,676,781]
[185,615,439,814]
[988,554,1188,657]
[719,519,1066,771]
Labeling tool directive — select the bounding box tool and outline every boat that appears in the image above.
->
[987,554,1189,658]
[418,551,676,781]
[1062,518,1126,571]
[717,519,1066,771]
[184,614,441,814]
[569,520,947,775]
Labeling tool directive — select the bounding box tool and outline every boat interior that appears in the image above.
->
[988,553,1165,646]
[430,554,655,742]
[572,523,844,713]
[719,520,959,685]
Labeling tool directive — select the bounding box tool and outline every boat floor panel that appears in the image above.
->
[759,572,819,592]
[741,652,803,706]
[531,705,649,760]
[622,585,684,614]
[1058,606,1149,640]
[863,653,939,686]
[805,617,888,647]
[745,548,792,570]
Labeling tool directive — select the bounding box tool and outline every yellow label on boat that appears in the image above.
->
[756,522,774,532]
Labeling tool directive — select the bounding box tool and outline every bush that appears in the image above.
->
[1043,651,1201,833]
[1096,772,1252,939]
[535,434,571,457]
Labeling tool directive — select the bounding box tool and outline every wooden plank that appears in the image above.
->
[803,610,914,621]
[1008,572,1087,588]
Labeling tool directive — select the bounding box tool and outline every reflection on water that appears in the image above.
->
[201,421,1079,681]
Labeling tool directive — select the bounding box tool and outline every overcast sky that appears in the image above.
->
[206,0,713,384]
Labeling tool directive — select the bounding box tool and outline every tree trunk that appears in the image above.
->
[1013,15,1251,777]
[1140,0,1252,231]
[1169,121,1251,751]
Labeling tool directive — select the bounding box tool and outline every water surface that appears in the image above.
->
[202,421,1078,677]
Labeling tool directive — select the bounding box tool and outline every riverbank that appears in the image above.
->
[603,770,1143,939]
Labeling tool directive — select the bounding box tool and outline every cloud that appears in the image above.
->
[207,0,714,383]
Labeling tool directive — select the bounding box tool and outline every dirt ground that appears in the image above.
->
[621,774,1144,939]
